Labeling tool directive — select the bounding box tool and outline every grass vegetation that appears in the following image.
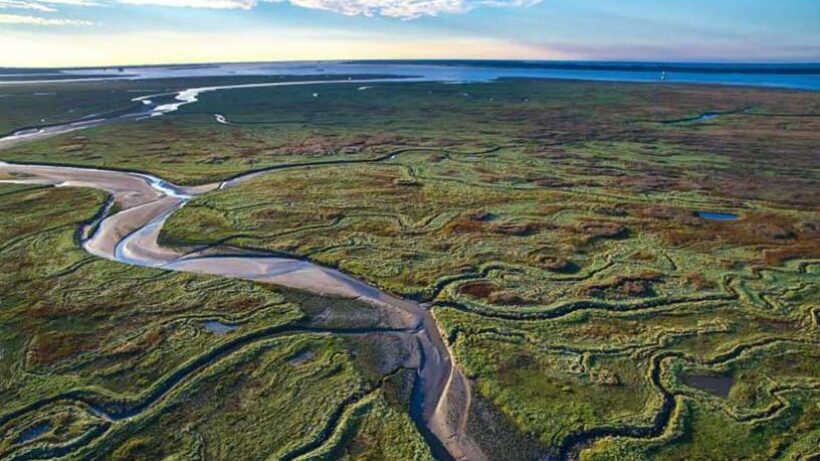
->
[1,77,818,460]
[0,74,395,137]
[0,184,431,460]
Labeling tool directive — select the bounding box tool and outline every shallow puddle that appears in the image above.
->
[288,349,315,366]
[203,321,238,334]
[684,374,734,398]
[688,113,719,123]
[697,211,739,221]
[662,112,721,124]
[16,422,50,444]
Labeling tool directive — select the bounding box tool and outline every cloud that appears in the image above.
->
[0,0,100,12]
[0,12,93,23]
[0,1,56,12]
[43,0,100,5]
[112,0,540,16]
[276,0,540,18]
[1,0,539,17]
[283,0,464,17]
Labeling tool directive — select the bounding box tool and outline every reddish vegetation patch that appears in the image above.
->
[222,298,266,313]
[573,321,643,340]
[615,173,678,193]
[633,205,697,223]
[659,211,804,257]
[754,316,797,332]
[629,250,655,262]
[263,133,404,157]
[584,272,664,299]
[492,222,542,236]
[536,255,577,272]
[798,221,820,236]
[750,222,795,240]
[762,241,820,265]
[487,291,528,305]
[428,153,447,163]
[393,178,421,187]
[579,222,629,241]
[460,281,500,299]
[685,273,717,290]
[529,176,571,188]
[109,327,166,356]
[251,208,302,223]
[459,281,529,305]
[444,210,493,234]
[444,217,484,233]
[702,173,820,208]
[28,331,96,366]
[537,204,569,216]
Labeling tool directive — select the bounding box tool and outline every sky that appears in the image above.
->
[1,0,819,67]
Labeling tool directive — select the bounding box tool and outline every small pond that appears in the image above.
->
[692,113,719,123]
[662,112,721,124]
[697,211,739,221]
[288,349,315,366]
[203,321,238,334]
[684,374,735,398]
[16,422,50,444]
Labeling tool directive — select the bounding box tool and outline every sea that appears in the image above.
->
[2,60,819,91]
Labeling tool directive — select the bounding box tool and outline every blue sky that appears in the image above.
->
[1,0,818,66]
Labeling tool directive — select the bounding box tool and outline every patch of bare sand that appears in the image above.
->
[86,196,184,261]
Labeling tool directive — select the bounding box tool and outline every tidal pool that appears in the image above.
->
[288,349,315,366]
[684,374,735,398]
[17,422,50,444]
[692,113,719,122]
[203,321,239,334]
[697,211,739,221]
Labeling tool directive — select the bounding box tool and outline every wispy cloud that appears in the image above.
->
[280,0,540,18]
[0,1,56,12]
[0,0,98,11]
[0,12,93,23]
[1,0,540,17]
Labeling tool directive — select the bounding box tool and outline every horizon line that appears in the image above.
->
[4,58,820,72]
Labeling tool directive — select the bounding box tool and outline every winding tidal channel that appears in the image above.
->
[0,78,486,461]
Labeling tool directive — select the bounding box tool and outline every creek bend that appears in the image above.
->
[0,75,493,461]
[0,156,485,461]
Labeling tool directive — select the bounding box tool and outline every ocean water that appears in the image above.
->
[26,60,820,91]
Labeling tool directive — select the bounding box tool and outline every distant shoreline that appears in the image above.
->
[2,59,819,74]
[1,60,818,91]
[347,60,820,75]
